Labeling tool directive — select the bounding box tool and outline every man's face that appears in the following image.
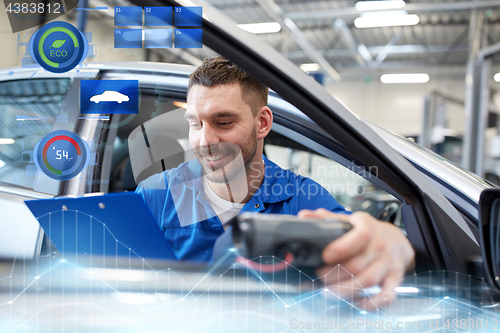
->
[185,83,259,183]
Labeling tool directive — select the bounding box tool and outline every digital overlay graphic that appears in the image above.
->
[80,80,139,114]
[175,29,202,48]
[113,6,202,49]
[33,130,91,181]
[145,6,173,26]
[29,21,88,73]
[174,6,202,27]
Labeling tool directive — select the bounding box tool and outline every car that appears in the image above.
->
[90,90,130,103]
[0,0,499,330]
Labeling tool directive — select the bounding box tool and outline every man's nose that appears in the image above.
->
[199,124,219,148]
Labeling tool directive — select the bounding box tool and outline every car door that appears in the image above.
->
[126,0,481,274]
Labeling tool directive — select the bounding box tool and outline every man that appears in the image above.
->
[136,56,414,309]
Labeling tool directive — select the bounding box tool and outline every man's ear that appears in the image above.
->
[257,106,273,140]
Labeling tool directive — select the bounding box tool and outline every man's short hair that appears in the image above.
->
[188,56,269,115]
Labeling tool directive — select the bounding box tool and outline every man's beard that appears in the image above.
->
[194,130,258,184]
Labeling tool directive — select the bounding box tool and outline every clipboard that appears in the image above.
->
[25,192,176,260]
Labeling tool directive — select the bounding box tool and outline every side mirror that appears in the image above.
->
[479,188,500,292]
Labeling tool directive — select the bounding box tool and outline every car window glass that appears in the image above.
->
[0,79,71,188]
[106,92,189,193]
[99,86,404,231]
[265,141,404,229]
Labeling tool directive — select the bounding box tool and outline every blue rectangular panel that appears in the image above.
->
[114,29,142,49]
[80,80,139,114]
[175,29,202,48]
[114,6,142,26]
[145,7,172,26]
[145,29,173,48]
[25,193,176,260]
[174,7,202,26]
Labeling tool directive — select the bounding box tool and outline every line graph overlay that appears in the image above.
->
[1,207,499,331]
[1,253,499,332]
[34,209,169,265]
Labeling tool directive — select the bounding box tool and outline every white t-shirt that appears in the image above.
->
[203,177,245,230]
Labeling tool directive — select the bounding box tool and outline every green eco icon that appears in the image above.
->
[51,40,66,48]
[29,21,88,73]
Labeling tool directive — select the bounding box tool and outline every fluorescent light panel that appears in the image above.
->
[0,138,15,144]
[173,101,187,109]
[300,63,320,72]
[355,0,406,11]
[237,22,281,34]
[354,13,419,28]
[381,73,429,83]
[494,73,500,82]
[359,10,408,17]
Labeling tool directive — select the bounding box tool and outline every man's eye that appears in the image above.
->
[218,122,231,126]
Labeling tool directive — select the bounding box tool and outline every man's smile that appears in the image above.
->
[204,154,226,161]
[202,153,231,168]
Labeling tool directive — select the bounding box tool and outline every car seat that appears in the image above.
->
[127,111,186,187]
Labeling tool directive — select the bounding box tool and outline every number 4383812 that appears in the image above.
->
[5,2,62,14]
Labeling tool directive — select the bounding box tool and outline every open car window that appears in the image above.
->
[96,84,404,232]
[0,78,71,188]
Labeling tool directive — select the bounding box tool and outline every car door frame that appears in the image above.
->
[128,0,482,274]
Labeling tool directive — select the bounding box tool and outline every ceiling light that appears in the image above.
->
[494,73,500,82]
[173,101,187,109]
[359,10,407,17]
[354,13,419,28]
[381,73,429,84]
[355,0,406,11]
[300,63,320,72]
[0,138,15,144]
[237,22,281,34]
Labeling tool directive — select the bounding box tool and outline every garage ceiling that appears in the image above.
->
[89,0,500,82]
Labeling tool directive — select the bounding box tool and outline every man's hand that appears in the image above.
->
[297,208,415,310]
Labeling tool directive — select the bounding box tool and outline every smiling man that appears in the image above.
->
[136,56,414,309]
[137,56,346,258]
